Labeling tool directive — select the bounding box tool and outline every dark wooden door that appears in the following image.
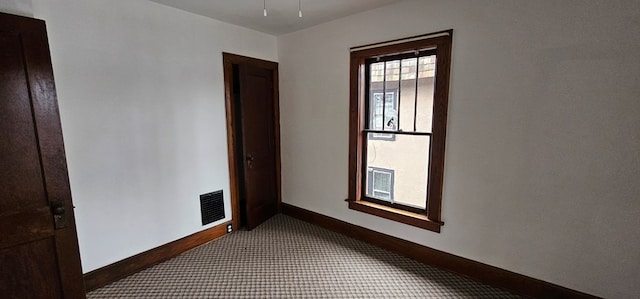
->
[0,12,85,299]
[238,64,279,230]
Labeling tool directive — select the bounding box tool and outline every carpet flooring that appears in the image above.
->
[88,214,522,298]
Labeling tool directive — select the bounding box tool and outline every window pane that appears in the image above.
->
[366,167,394,201]
[372,93,384,130]
[369,91,397,133]
[373,171,391,192]
[398,58,415,132]
[415,55,436,133]
[372,56,435,133]
[369,60,399,132]
[365,133,430,209]
[370,62,384,82]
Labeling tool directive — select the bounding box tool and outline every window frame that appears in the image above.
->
[347,30,453,233]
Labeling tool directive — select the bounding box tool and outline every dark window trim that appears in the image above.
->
[347,30,453,233]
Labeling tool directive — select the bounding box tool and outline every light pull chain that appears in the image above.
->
[263,0,267,16]
[262,0,303,18]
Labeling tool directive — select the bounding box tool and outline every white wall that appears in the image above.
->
[0,0,33,17]
[278,1,640,298]
[31,0,277,272]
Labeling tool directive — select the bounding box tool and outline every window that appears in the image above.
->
[347,30,453,232]
[370,90,397,140]
[366,167,395,200]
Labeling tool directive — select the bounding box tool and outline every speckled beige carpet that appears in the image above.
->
[88,214,520,298]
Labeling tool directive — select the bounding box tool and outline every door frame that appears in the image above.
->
[222,52,281,230]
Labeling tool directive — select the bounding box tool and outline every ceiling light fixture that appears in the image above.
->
[299,0,303,18]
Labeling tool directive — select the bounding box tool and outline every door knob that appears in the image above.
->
[52,205,65,215]
[246,154,254,169]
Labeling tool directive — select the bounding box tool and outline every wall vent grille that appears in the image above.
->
[200,190,224,226]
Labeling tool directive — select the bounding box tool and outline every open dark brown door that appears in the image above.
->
[238,63,279,230]
[0,12,85,299]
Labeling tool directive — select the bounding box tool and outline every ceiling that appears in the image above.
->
[148,0,406,36]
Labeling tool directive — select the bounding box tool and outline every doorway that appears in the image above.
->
[223,53,281,230]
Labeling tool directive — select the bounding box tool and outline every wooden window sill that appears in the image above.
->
[347,200,443,233]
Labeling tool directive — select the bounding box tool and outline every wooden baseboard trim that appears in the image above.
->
[83,221,231,292]
[281,203,599,299]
